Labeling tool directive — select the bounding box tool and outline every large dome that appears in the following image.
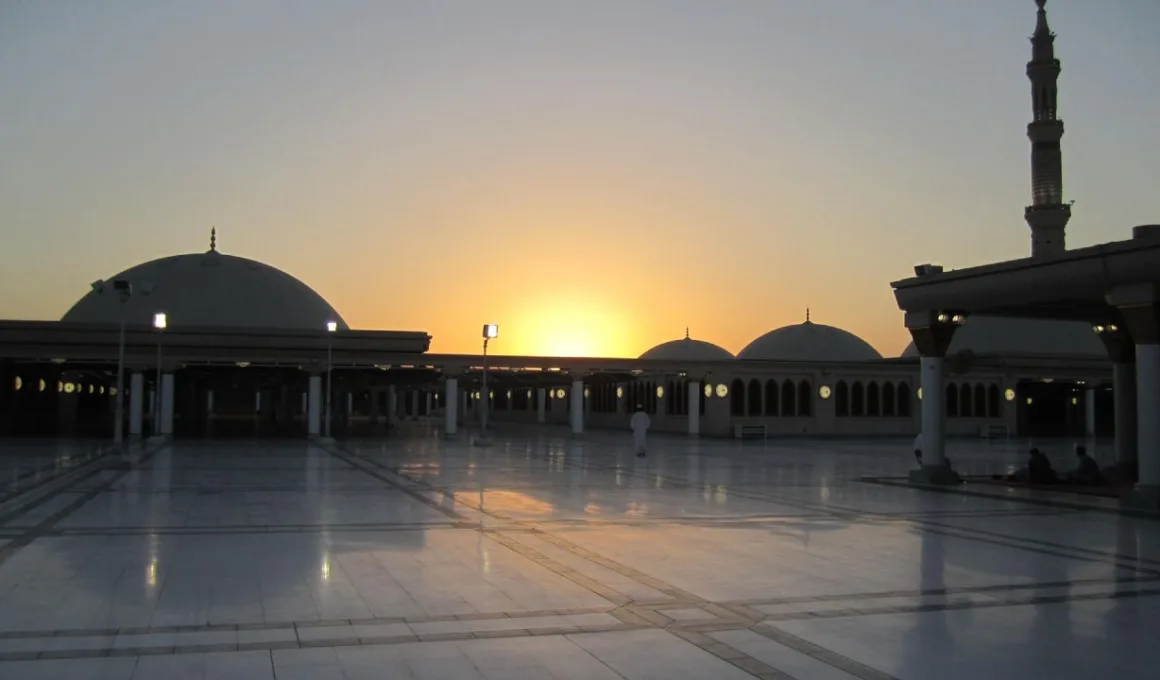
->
[900,316,1105,358]
[62,246,348,331]
[739,319,883,362]
[639,334,734,361]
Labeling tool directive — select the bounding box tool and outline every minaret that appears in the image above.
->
[1024,0,1070,257]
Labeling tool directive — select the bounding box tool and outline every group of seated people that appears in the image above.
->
[1007,445,1106,486]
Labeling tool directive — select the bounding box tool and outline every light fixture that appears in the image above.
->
[704,384,713,398]
[584,388,590,398]
[483,324,499,339]
[917,387,923,400]
[1071,397,1078,405]
[715,384,728,398]
[556,388,566,399]
[527,389,532,399]
[506,389,512,399]
[236,361,250,368]
[88,384,94,394]
[326,321,338,333]
[1026,397,1034,405]
[616,386,624,399]
[656,385,664,398]
[489,391,495,399]
[1004,388,1015,401]
[153,312,167,330]
[818,385,832,399]
[65,382,75,394]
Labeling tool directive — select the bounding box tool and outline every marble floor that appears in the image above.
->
[0,427,1156,679]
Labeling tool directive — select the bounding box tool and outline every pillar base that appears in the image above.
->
[908,465,963,486]
[1120,485,1160,512]
[311,435,335,444]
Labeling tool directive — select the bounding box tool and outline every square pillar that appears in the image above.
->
[688,381,701,436]
[1137,344,1160,489]
[307,374,322,437]
[536,388,547,424]
[159,373,175,436]
[570,379,584,435]
[1114,363,1138,467]
[919,357,945,466]
[1083,386,1097,437]
[128,372,144,438]
[444,377,459,436]
[387,385,397,424]
[410,390,419,420]
[904,310,963,485]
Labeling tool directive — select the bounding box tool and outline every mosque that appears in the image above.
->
[1,2,1156,497]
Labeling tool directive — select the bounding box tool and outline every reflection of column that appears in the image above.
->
[425,391,432,415]
[536,388,547,424]
[920,357,945,466]
[159,373,175,436]
[444,377,459,436]
[1137,344,1160,488]
[387,385,397,424]
[688,381,701,436]
[1114,364,1137,467]
[307,374,322,437]
[129,372,144,438]
[410,390,419,420]
[570,379,584,435]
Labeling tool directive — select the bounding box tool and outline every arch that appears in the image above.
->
[797,379,812,416]
[897,382,911,417]
[974,383,986,418]
[648,381,658,414]
[836,380,849,417]
[764,379,779,416]
[730,378,745,416]
[666,379,676,415]
[851,381,865,416]
[882,382,896,416]
[988,383,1002,418]
[747,379,762,416]
[959,383,972,417]
[781,379,796,416]
[946,384,958,417]
[867,382,880,416]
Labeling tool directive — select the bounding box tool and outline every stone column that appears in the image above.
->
[1109,285,1159,508]
[425,391,433,416]
[410,390,419,421]
[387,385,397,424]
[905,310,962,485]
[1084,385,1097,437]
[159,373,175,436]
[570,376,585,436]
[444,377,459,436]
[1138,344,1160,489]
[1113,363,1138,468]
[688,380,701,436]
[129,372,144,438]
[536,388,547,424]
[307,374,322,437]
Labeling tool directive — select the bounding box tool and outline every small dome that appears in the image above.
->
[62,244,348,331]
[901,316,1105,358]
[639,334,734,361]
[739,320,883,362]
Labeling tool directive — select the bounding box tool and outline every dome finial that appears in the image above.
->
[805,307,811,324]
[209,227,217,253]
[685,326,690,340]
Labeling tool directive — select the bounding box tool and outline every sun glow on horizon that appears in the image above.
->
[496,292,643,358]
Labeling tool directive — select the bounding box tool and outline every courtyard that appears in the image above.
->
[0,426,1157,679]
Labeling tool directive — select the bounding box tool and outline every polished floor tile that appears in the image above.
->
[0,428,1154,678]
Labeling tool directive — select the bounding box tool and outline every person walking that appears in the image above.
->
[630,404,651,457]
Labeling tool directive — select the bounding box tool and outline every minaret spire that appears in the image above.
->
[209,227,217,253]
[1024,0,1070,257]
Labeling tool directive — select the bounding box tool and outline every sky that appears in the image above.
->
[1,0,1158,358]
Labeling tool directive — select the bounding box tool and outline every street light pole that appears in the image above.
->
[478,324,498,444]
[325,321,337,439]
[153,313,167,437]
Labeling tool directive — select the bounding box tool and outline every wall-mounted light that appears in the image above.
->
[616,386,624,399]
[1005,388,1015,401]
[656,386,665,398]
[818,385,832,400]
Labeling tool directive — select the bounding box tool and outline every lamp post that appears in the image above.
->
[152,312,166,438]
[324,321,337,439]
[92,279,151,446]
[479,324,499,442]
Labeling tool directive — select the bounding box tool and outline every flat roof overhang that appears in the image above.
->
[891,232,1160,324]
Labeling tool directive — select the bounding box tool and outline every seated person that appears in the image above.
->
[1067,445,1105,486]
[1012,448,1058,484]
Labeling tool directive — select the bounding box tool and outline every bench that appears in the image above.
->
[979,424,1008,439]
[734,424,767,440]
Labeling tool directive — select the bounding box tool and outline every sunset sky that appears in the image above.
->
[2,0,1158,358]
